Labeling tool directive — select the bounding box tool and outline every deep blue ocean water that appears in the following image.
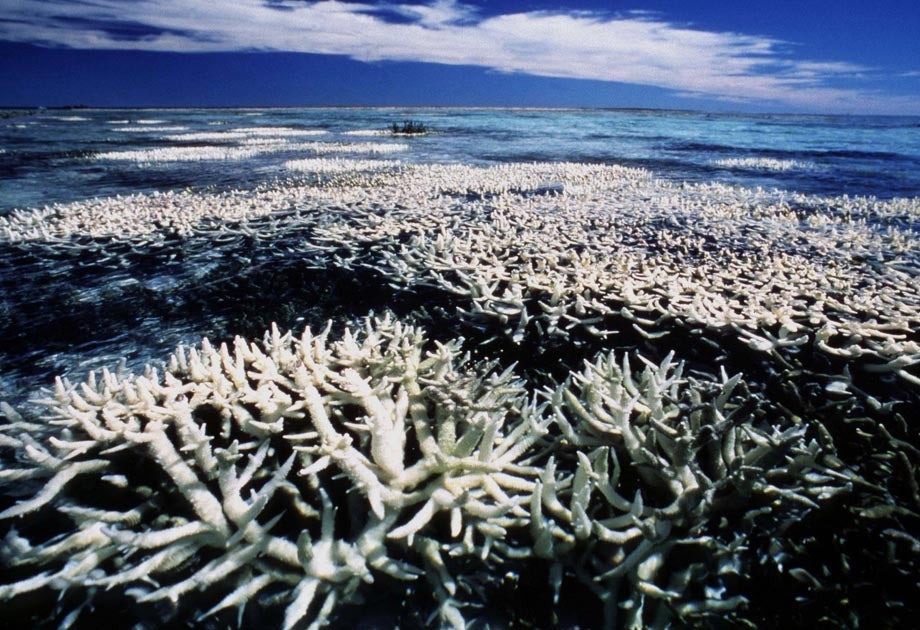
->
[2,107,920,215]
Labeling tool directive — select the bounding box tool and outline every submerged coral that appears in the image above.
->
[0,314,852,628]
[713,157,816,171]
[0,315,545,626]
[1,161,919,627]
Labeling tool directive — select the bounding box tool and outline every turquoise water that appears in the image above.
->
[2,107,919,215]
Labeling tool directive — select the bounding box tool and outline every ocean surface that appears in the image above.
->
[2,107,920,216]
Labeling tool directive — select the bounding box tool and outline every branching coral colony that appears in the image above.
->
[0,317,537,626]
[0,316,851,628]
[1,161,919,628]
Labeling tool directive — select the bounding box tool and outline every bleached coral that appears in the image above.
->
[286,141,410,155]
[1,160,918,627]
[713,157,816,171]
[343,129,391,137]
[545,352,852,627]
[284,158,403,173]
[114,126,190,132]
[0,315,550,628]
[92,140,406,163]
[167,128,329,141]
[94,145,268,162]
[297,164,920,390]
[0,313,855,628]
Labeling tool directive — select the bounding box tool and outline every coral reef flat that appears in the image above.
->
[1,109,919,629]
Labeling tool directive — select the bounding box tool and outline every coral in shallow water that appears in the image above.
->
[1,161,918,627]
[0,315,549,628]
[1,313,856,628]
[545,352,856,627]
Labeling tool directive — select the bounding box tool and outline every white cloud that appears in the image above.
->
[1,0,916,113]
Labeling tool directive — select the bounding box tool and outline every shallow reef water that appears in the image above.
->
[1,109,919,629]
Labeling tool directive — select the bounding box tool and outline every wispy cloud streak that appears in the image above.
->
[1,0,915,113]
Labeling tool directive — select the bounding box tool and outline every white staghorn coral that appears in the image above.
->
[92,141,408,163]
[284,158,403,173]
[300,164,919,390]
[0,317,854,628]
[713,157,816,171]
[0,314,551,628]
[1,159,917,627]
[166,128,329,142]
[544,352,853,628]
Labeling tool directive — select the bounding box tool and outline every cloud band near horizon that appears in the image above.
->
[2,0,917,113]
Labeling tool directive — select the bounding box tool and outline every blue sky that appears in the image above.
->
[1,0,918,113]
